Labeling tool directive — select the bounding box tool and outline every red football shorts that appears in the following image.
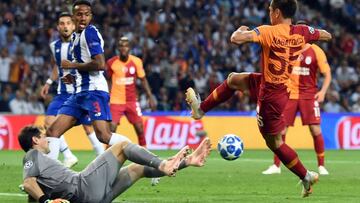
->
[249,73,289,135]
[110,102,143,124]
[283,99,321,126]
[248,73,262,102]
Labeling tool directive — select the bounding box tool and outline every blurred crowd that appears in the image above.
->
[0,0,359,114]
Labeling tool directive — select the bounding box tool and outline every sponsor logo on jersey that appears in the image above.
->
[305,56,312,65]
[116,77,135,85]
[129,66,135,74]
[291,66,310,76]
[89,42,100,47]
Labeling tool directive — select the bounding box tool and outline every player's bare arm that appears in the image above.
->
[106,78,112,93]
[140,77,156,110]
[315,69,331,103]
[318,29,332,41]
[106,64,112,92]
[230,26,254,45]
[61,53,106,71]
[40,61,58,99]
[23,177,45,201]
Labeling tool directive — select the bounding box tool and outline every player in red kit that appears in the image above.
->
[262,22,331,175]
[186,0,331,197]
[107,37,155,147]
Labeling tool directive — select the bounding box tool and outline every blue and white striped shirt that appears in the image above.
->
[49,39,76,95]
[71,25,108,93]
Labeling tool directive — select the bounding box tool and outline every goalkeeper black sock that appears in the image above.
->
[143,159,187,177]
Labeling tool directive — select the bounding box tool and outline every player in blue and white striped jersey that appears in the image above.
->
[46,1,130,153]
[40,12,104,163]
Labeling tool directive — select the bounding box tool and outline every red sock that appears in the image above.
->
[313,133,325,166]
[200,79,235,113]
[273,133,286,167]
[273,144,307,179]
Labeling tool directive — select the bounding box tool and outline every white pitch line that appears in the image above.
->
[0,192,27,197]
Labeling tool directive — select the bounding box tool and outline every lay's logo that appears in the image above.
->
[336,117,360,149]
[144,117,204,150]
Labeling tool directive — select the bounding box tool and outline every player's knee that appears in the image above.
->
[96,135,110,144]
[44,121,51,129]
[309,125,321,136]
[83,126,92,135]
[93,129,112,144]
[227,72,236,88]
[46,126,60,137]
[263,135,281,151]
[227,72,248,91]
[111,125,118,133]
[113,140,131,153]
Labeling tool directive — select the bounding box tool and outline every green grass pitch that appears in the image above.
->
[1,149,360,203]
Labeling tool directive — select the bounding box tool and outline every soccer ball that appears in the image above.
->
[217,134,244,161]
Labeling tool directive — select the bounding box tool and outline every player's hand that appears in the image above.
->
[61,74,76,84]
[61,60,74,69]
[47,198,70,203]
[314,91,326,103]
[40,84,50,99]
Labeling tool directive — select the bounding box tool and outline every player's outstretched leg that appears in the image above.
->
[186,74,245,120]
[301,171,319,197]
[110,141,209,200]
[158,146,190,176]
[150,138,211,186]
[185,137,211,167]
[144,138,211,178]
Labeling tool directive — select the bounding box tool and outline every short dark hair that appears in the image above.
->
[296,20,309,26]
[57,12,72,24]
[18,126,42,152]
[58,12,72,19]
[271,0,298,19]
[73,0,92,9]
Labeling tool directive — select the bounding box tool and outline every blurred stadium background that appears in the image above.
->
[0,0,360,202]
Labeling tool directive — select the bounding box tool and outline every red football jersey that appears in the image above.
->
[288,44,330,99]
[251,24,320,87]
[107,55,145,104]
